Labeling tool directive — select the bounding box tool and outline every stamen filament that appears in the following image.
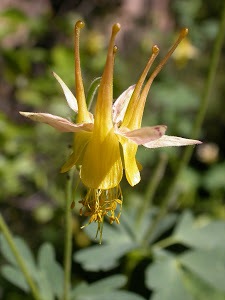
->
[79,186,123,243]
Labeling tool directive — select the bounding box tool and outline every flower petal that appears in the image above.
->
[143,135,202,148]
[52,72,78,112]
[117,125,167,145]
[61,131,92,173]
[112,85,135,124]
[19,112,93,132]
[94,24,120,134]
[120,139,140,186]
[81,128,123,189]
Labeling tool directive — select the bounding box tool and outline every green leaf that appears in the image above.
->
[75,212,138,271]
[71,275,145,300]
[74,242,135,271]
[146,248,225,300]
[0,234,36,273]
[87,274,127,291]
[1,265,29,292]
[180,249,225,292]
[73,290,145,300]
[35,270,54,300]
[83,221,134,244]
[145,252,192,300]
[148,213,177,244]
[37,243,64,298]
[72,275,126,297]
[38,242,55,268]
[183,267,225,300]
[173,211,225,250]
[0,234,18,266]
[88,291,146,300]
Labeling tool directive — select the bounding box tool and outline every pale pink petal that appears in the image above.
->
[88,112,94,123]
[112,85,135,124]
[52,72,78,112]
[116,125,167,144]
[19,112,93,132]
[143,135,202,148]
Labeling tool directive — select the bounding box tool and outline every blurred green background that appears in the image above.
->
[0,0,225,299]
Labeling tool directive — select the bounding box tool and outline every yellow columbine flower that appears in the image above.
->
[20,21,201,241]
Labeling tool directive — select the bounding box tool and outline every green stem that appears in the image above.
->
[87,77,101,110]
[63,173,73,300]
[143,5,225,246]
[136,153,168,227]
[0,213,42,300]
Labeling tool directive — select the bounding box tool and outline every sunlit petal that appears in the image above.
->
[143,135,202,148]
[120,139,140,186]
[94,24,120,134]
[112,85,135,124]
[52,72,78,112]
[81,129,123,189]
[61,131,92,173]
[117,125,167,145]
[20,112,93,132]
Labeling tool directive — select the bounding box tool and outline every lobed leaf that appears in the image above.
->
[74,242,136,271]
[173,211,225,250]
[37,243,64,298]
[145,252,192,300]
[1,265,29,292]
[180,249,225,292]
[0,234,36,273]
[71,275,145,300]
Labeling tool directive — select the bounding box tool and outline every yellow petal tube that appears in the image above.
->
[127,29,189,130]
[81,24,123,189]
[74,21,91,123]
[81,128,123,189]
[121,45,159,129]
[61,21,93,172]
[118,46,159,186]
[120,29,188,186]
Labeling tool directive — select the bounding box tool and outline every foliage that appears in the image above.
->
[0,235,144,300]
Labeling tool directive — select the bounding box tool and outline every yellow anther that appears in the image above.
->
[116,199,122,205]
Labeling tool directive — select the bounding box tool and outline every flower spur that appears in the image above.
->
[20,21,201,242]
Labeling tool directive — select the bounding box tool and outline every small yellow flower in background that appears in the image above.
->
[172,38,199,67]
[20,21,201,241]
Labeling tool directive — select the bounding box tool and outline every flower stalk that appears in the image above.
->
[63,173,73,300]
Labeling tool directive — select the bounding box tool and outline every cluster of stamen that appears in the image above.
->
[79,186,123,242]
